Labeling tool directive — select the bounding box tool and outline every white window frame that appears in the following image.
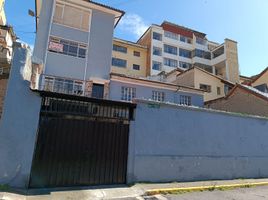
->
[152,91,165,102]
[121,87,136,102]
[180,95,192,106]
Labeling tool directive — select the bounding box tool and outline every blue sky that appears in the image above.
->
[5,0,268,76]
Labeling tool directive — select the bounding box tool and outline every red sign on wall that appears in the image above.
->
[49,42,63,52]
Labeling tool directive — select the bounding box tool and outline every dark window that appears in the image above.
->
[133,64,140,70]
[152,61,161,71]
[113,44,127,53]
[112,58,127,68]
[179,61,192,69]
[133,51,140,57]
[153,46,162,56]
[164,58,177,67]
[153,32,162,41]
[194,49,211,60]
[78,48,86,58]
[179,48,192,58]
[164,44,177,55]
[92,84,104,99]
[200,84,211,93]
[217,87,221,95]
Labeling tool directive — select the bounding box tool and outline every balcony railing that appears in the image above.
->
[212,45,225,58]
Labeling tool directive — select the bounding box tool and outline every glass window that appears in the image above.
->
[180,95,192,106]
[180,36,186,42]
[164,31,178,40]
[217,87,221,95]
[133,64,140,70]
[164,44,177,55]
[113,44,127,53]
[112,58,127,68]
[196,37,207,45]
[179,61,192,69]
[44,77,54,92]
[152,91,165,102]
[153,46,162,56]
[152,61,162,71]
[49,37,87,58]
[92,84,104,99]
[133,51,140,57]
[121,87,136,102]
[164,58,178,67]
[153,32,162,41]
[200,84,212,93]
[179,48,192,58]
[53,3,91,31]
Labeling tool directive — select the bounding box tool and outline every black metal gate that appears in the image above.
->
[29,92,135,188]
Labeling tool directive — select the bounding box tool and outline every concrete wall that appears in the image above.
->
[225,39,239,83]
[127,100,268,183]
[0,43,42,188]
[109,80,204,107]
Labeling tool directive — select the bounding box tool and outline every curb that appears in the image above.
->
[145,182,268,195]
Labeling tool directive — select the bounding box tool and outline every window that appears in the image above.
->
[217,87,221,95]
[133,64,140,70]
[153,32,162,41]
[133,51,140,57]
[179,48,192,58]
[180,36,192,44]
[92,84,104,99]
[224,84,231,95]
[179,61,192,69]
[152,61,162,71]
[164,58,177,67]
[121,87,136,102]
[152,91,165,102]
[53,3,91,31]
[164,44,177,55]
[164,31,178,40]
[194,49,211,60]
[180,95,192,106]
[0,67,3,75]
[200,84,211,93]
[43,76,83,95]
[113,44,127,53]
[196,37,206,45]
[48,37,87,58]
[112,58,127,68]
[153,46,162,56]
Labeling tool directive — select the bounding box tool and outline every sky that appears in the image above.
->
[4,0,268,77]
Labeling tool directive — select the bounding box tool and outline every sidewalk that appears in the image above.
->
[1,178,268,200]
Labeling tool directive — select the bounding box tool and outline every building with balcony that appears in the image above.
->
[137,21,240,83]
[33,0,125,98]
[111,38,148,77]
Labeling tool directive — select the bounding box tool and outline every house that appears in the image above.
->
[171,67,234,101]
[110,73,204,107]
[137,21,240,83]
[205,84,268,117]
[111,38,148,77]
[0,0,16,119]
[249,67,268,93]
[33,0,125,98]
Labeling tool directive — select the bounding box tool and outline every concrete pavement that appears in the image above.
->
[1,178,268,199]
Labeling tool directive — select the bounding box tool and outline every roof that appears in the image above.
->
[176,66,235,86]
[35,0,125,30]
[110,72,204,93]
[113,37,148,49]
[205,84,268,104]
[250,67,268,85]
[0,25,16,40]
[161,21,207,38]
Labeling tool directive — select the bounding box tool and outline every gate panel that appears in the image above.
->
[29,93,135,188]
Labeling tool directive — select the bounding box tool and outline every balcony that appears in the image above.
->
[211,45,226,65]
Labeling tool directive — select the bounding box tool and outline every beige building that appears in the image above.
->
[137,21,240,83]
[172,67,234,101]
[111,38,148,77]
[205,84,268,117]
[251,67,268,88]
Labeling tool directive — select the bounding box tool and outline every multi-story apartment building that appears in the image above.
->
[138,21,240,83]
[111,38,148,77]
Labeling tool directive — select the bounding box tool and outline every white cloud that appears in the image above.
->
[118,14,149,39]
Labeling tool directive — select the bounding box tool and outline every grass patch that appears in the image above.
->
[0,184,10,191]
